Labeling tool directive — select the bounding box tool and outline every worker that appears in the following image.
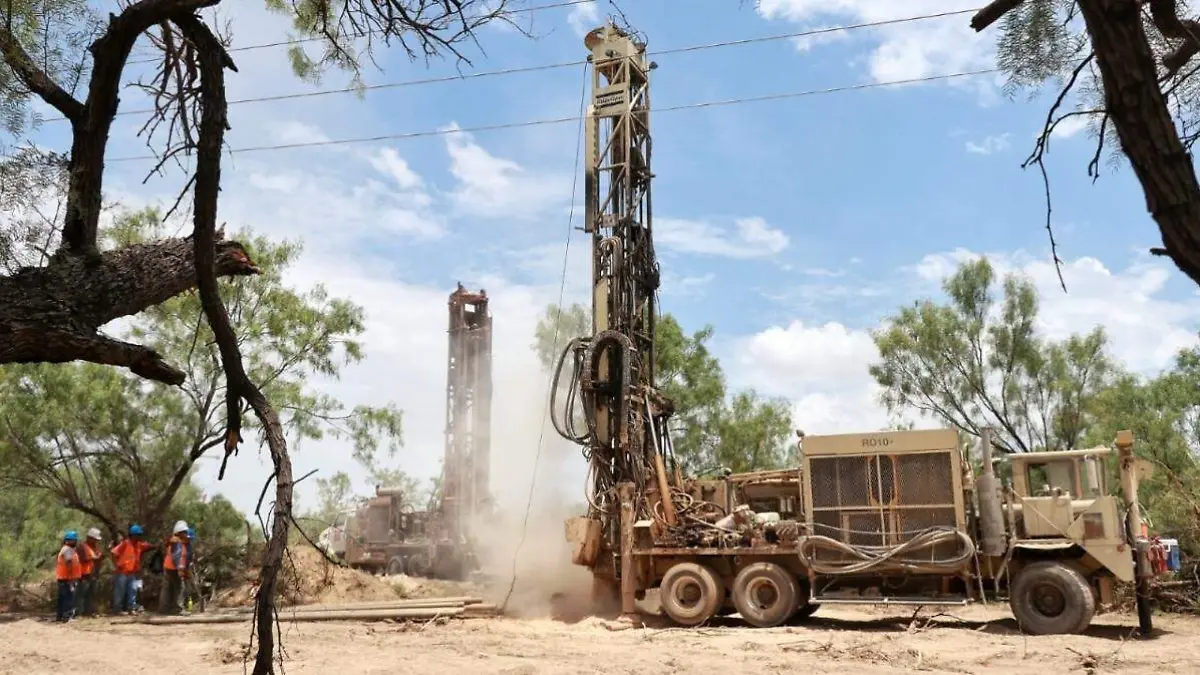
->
[110,524,153,615]
[159,520,190,615]
[76,528,103,617]
[55,531,82,623]
[181,526,200,612]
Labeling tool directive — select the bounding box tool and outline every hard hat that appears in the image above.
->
[129,524,144,536]
[64,530,78,541]
[86,528,102,540]
[173,520,189,535]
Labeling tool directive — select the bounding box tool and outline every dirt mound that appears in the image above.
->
[213,546,402,608]
[385,572,482,600]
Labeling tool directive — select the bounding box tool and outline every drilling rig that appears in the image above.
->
[558,20,1167,634]
[438,283,495,576]
[552,20,676,614]
[320,284,493,580]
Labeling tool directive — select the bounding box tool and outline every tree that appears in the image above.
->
[0,207,401,560]
[534,303,794,474]
[870,257,1115,453]
[971,1,1200,289]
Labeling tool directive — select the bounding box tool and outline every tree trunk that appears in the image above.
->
[1077,0,1200,286]
[0,236,260,383]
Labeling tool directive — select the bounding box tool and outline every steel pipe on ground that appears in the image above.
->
[215,596,483,615]
[141,607,469,625]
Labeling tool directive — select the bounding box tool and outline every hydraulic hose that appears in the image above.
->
[797,526,977,576]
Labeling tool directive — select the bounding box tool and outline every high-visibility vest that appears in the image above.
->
[163,536,189,572]
[55,545,82,582]
[80,542,100,577]
[111,539,150,574]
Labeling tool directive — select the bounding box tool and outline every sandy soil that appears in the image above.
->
[3,603,1196,675]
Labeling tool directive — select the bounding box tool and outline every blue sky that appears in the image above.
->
[25,0,1200,516]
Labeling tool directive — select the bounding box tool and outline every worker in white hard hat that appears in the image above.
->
[76,528,104,617]
[158,520,191,615]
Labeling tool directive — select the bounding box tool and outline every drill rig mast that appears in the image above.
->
[556,21,676,614]
[441,284,493,575]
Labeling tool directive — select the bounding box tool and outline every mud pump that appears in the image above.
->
[557,21,1166,634]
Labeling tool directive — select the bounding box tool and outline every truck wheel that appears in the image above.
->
[732,562,798,628]
[660,562,724,627]
[386,556,406,576]
[1010,561,1096,635]
[407,553,431,578]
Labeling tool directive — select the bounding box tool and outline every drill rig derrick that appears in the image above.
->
[440,283,493,578]
[556,20,677,614]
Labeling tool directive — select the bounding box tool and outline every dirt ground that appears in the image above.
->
[3,602,1197,675]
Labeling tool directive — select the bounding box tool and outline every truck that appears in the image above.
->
[558,20,1164,635]
[326,486,476,579]
[566,427,1162,633]
[317,284,493,581]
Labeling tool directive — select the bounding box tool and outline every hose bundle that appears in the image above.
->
[797,526,976,576]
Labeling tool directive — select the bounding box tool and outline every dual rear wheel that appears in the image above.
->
[660,561,819,628]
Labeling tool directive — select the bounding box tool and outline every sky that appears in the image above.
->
[22,0,1200,519]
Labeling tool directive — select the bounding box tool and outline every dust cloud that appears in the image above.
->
[470,359,595,618]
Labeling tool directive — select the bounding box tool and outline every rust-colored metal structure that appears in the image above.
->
[443,283,494,548]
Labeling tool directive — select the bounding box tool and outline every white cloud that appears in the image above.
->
[566,1,601,37]
[368,148,424,191]
[756,1,997,86]
[657,216,790,259]
[729,248,1200,438]
[965,133,1011,155]
[791,25,853,52]
[442,122,571,220]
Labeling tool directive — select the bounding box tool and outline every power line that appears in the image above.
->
[48,7,982,123]
[105,68,1000,162]
[125,0,599,66]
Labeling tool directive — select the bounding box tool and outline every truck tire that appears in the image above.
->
[1010,561,1096,635]
[790,578,819,621]
[407,553,432,578]
[386,556,406,576]
[732,562,798,628]
[660,562,724,627]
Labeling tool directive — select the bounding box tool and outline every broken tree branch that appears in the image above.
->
[1147,0,1200,76]
[971,0,1026,32]
[0,235,260,383]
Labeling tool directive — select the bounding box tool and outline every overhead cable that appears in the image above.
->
[105,68,1000,162]
[44,7,982,123]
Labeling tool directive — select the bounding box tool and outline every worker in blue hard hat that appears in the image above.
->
[55,530,82,622]
[110,524,152,615]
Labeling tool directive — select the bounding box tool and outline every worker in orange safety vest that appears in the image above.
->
[55,531,82,623]
[110,524,153,615]
[159,520,190,615]
[76,528,103,617]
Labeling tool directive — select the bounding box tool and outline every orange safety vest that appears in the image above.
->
[111,539,150,574]
[55,545,82,582]
[80,541,101,577]
[164,533,189,569]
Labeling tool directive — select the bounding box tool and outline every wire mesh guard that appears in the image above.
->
[807,451,961,562]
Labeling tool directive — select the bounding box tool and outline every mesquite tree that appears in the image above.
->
[0,1,516,672]
[971,0,1200,288]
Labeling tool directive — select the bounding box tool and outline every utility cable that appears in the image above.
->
[104,68,999,162]
[499,58,589,615]
[44,7,982,124]
[124,0,600,66]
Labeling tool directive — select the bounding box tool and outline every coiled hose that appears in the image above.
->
[797,526,977,575]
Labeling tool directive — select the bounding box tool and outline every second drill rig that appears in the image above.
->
[553,21,678,613]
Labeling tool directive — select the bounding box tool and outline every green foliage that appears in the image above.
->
[870,257,1115,453]
[1084,347,1200,552]
[533,304,793,475]
[0,485,74,581]
[0,207,403,544]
